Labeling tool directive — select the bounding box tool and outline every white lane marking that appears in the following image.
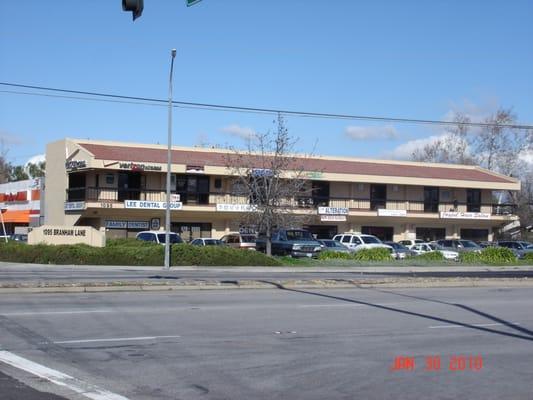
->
[2,310,114,316]
[52,335,181,344]
[0,350,129,400]
[428,322,519,329]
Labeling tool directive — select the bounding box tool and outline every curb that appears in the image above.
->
[1,278,533,294]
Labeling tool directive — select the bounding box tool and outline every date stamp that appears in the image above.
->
[390,355,483,372]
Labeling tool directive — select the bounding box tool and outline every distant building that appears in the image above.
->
[44,138,520,242]
[0,178,43,235]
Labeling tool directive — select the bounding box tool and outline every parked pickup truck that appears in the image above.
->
[256,228,323,257]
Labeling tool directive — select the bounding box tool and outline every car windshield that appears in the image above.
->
[156,233,182,244]
[428,244,441,251]
[204,239,221,245]
[241,235,256,243]
[323,241,339,248]
[526,244,533,249]
[459,240,479,248]
[361,236,381,244]
[285,230,313,240]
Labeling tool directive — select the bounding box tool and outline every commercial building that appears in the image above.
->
[44,138,520,242]
[0,178,43,236]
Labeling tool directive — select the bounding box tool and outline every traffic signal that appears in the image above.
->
[122,0,144,21]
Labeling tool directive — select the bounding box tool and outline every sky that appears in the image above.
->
[0,0,532,166]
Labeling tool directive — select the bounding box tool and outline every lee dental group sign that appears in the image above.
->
[124,200,182,210]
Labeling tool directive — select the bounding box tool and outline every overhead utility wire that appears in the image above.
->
[1,82,532,130]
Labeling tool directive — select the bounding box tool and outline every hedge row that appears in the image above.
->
[319,248,393,261]
[459,247,517,264]
[0,241,281,266]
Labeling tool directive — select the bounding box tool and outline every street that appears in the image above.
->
[0,286,532,399]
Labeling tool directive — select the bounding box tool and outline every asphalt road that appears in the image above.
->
[1,264,533,286]
[0,286,532,399]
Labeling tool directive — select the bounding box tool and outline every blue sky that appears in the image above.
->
[1,0,532,165]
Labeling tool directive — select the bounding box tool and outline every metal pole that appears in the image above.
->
[164,49,177,270]
[0,209,7,243]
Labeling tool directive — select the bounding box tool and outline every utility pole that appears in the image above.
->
[164,49,177,270]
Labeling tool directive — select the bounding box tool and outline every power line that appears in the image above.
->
[1,82,532,130]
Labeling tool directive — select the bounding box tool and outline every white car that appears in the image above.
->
[411,243,459,260]
[136,231,183,245]
[332,233,392,253]
[398,239,424,249]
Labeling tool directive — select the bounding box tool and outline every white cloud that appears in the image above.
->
[26,154,45,166]
[384,134,446,160]
[344,125,399,141]
[221,124,257,140]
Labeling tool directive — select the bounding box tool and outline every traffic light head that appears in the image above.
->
[122,0,144,21]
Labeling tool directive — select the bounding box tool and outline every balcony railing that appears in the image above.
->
[66,187,516,216]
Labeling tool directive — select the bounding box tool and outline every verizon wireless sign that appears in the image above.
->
[440,211,490,220]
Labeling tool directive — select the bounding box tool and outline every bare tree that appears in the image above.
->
[0,142,9,184]
[224,115,314,256]
[411,112,476,165]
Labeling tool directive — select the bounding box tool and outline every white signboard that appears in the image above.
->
[440,211,490,220]
[378,209,407,217]
[318,206,349,215]
[64,201,86,211]
[105,220,150,229]
[320,215,347,222]
[124,200,182,210]
[216,203,257,212]
[105,220,127,229]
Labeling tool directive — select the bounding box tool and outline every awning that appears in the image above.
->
[0,210,30,223]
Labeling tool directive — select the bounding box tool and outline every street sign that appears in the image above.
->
[186,0,202,6]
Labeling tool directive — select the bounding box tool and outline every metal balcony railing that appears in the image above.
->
[65,187,517,216]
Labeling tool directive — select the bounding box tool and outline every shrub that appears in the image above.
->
[523,252,533,262]
[416,251,446,261]
[458,251,481,264]
[479,247,516,264]
[318,250,353,260]
[0,241,281,266]
[353,248,393,262]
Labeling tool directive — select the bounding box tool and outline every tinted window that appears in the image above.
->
[361,236,380,244]
[157,233,182,244]
[351,237,362,245]
[286,230,313,240]
[333,235,342,242]
[204,239,221,245]
[399,240,410,246]
[341,236,350,243]
[459,240,479,248]
[191,239,202,245]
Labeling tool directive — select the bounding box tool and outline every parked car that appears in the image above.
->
[318,239,352,254]
[434,239,482,253]
[397,239,424,249]
[496,241,533,259]
[220,233,257,250]
[256,228,322,257]
[384,241,415,259]
[190,238,225,246]
[332,233,392,253]
[476,241,495,248]
[411,243,459,260]
[136,231,183,245]
[10,233,28,243]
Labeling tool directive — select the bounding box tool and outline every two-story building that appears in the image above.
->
[44,138,520,242]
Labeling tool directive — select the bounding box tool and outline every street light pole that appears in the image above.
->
[164,49,177,270]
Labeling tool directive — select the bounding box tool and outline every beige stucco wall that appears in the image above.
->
[29,225,106,247]
[44,140,69,225]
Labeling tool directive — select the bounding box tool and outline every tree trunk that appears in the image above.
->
[266,226,272,256]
